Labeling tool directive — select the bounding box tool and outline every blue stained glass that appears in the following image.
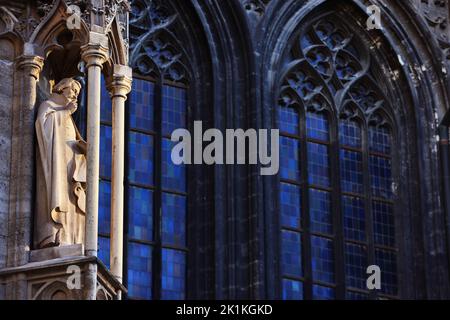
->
[162,193,186,247]
[307,142,330,187]
[279,105,299,135]
[373,201,395,247]
[100,125,112,178]
[98,236,110,268]
[100,76,112,122]
[345,243,368,290]
[311,236,335,284]
[346,291,369,300]
[280,137,300,181]
[98,180,111,235]
[375,249,398,296]
[127,242,152,299]
[301,33,314,49]
[280,183,301,229]
[370,126,391,155]
[130,79,155,131]
[313,285,335,300]
[309,189,332,234]
[162,85,187,136]
[128,186,153,241]
[162,249,186,300]
[340,150,363,194]
[369,156,392,199]
[282,279,303,300]
[307,112,329,141]
[128,132,154,186]
[342,196,365,242]
[282,231,302,277]
[339,119,362,148]
[162,139,186,192]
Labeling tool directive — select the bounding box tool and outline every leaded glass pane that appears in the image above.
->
[342,196,365,242]
[345,243,368,289]
[100,125,112,178]
[162,193,186,247]
[161,249,186,300]
[307,142,330,187]
[311,236,335,284]
[130,79,155,131]
[98,236,110,269]
[128,242,152,299]
[282,230,302,277]
[280,183,301,229]
[369,156,392,199]
[283,279,304,300]
[309,189,332,234]
[128,132,154,186]
[128,186,153,241]
[279,105,300,135]
[340,149,363,194]
[307,112,329,141]
[375,249,398,296]
[373,201,395,247]
[339,119,361,148]
[369,126,391,155]
[100,76,111,123]
[162,85,187,136]
[162,139,186,192]
[280,137,300,181]
[313,285,335,300]
[99,180,111,235]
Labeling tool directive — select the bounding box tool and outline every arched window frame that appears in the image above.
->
[97,0,195,300]
[277,10,401,300]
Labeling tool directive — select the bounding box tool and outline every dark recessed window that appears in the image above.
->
[279,14,398,300]
[98,76,188,300]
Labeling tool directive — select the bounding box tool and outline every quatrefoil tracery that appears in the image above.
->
[281,15,391,126]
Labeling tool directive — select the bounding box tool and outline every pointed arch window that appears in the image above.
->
[97,0,190,300]
[279,14,398,300]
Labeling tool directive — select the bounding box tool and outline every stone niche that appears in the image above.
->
[0,245,125,300]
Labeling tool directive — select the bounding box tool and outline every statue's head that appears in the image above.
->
[53,78,82,104]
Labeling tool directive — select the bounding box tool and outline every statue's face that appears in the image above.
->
[62,84,80,103]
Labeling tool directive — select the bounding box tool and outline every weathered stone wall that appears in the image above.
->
[0,39,14,270]
[0,38,15,300]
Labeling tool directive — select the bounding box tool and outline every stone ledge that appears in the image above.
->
[29,244,84,263]
[0,256,127,299]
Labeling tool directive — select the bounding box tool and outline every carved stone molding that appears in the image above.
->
[0,256,125,300]
[129,0,188,83]
[413,0,450,59]
[241,0,272,17]
[15,55,45,80]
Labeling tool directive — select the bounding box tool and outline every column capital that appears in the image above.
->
[81,43,109,69]
[15,55,44,80]
[107,65,133,100]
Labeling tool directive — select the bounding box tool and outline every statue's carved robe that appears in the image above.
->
[35,99,86,248]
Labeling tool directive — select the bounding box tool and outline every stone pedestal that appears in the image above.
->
[0,246,126,300]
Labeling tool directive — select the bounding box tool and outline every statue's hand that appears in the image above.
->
[67,101,78,114]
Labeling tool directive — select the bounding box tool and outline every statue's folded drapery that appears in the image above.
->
[35,97,86,249]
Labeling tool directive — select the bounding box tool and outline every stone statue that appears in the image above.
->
[35,78,87,249]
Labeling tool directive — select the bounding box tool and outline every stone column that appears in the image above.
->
[3,54,43,299]
[107,65,132,299]
[81,33,109,300]
[8,54,44,268]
